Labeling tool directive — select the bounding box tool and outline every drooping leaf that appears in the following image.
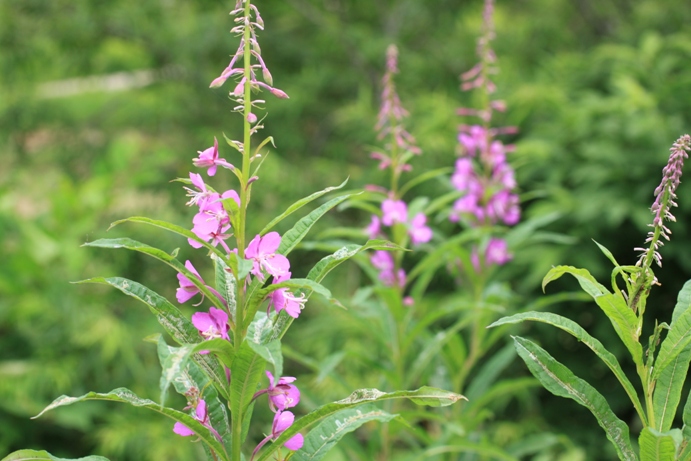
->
[277,194,355,256]
[76,277,229,399]
[1,450,109,461]
[542,265,643,366]
[398,167,453,196]
[156,336,231,449]
[512,336,637,461]
[490,311,646,424]
[260,178,349,235]
[291,405,398,461]
[108,216,227,261]
[638,427,677,461]
[254,387,465,461]
[33,388,229,461]
[83,238,226,309]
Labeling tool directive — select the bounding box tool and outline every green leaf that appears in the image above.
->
[83,238,226,310]
[1,450,109,461]
[34,388,229,461]
[490,312,646,425]
[247,339,283,378]
[639,427,677,461]
[254,387,465,461]
[260,178,349,235]
[156,336,231,449]
[230,341,266,443]
[76,277,229,399]
[412,442,517,461]
[277,194,355,256]
[108,216,227,262]
[221,196,241,230]
[159,338,235,406]
[542,265,642,366]
[465,343,517,403]
[398,167,452,197]
[213,254,238,323]
[512,336,637,461]
[654,304,691,382]
[292,405,398,461]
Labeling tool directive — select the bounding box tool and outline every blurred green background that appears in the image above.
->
[3,0,691,459]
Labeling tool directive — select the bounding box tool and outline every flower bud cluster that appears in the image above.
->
[450,0,517,268]
[635,134,691,268]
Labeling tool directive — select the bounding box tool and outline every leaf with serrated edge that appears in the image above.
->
[542,265,642,366]
[33,388,229,461]
[76,277,228,399]
[1,450,110,461]
[512,336,636,461]
[639,427,677,461]
[490,312,646,425]
[261,178,349,235]
[277,194,355,256]
[254,386,464,461]
[292,405,398,461]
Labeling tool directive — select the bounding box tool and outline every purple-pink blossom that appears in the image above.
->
[371,250,406,288]
[245,232,290,280]
[263,371,300,412]
[485,238,512,266]
[176,261,204,304]
[381,199,407,226]
[192,307,230,342]
[409,213,432,245]
[173,399,222,441]
[268,273,305,318]
[193,137,234,176]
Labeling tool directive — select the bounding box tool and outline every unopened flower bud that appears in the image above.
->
[262,67,273,86]
[270,88,289,99]
[247,113,258,124]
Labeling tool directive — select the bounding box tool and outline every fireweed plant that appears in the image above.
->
[490,135,691,460]
[2,2,464,461]
[312,1,579,459]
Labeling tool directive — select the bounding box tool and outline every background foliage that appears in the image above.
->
[3,0,691,459]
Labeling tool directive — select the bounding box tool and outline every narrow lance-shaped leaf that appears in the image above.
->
[230,341,267,443]
[1,450,110,461]
[542,266,643,367]
[489,312,647,425]
[277,193,356,256]
[84,238,227,311]
[254,387,465,461]
[108,216,227,262]
[292,405,398,461]
[248,339,283,378]
[155,336,232,450]
[214,254,238,323]
[512,336,637,461]
[638,428,678,461]
[654,305,691,382]
[159,338,235,406]
[261,178,349,235]
[76,277,229,399]
[34,388,229,461]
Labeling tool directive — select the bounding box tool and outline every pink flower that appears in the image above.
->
[271,411,303,450]
[381,199,407,226]
[193,137,235,176]
[265,371,300,412]
[371,250,405,288]
[487,190,520,225]
[269,273,305,319]
[245,232,290,280]
[176,260,203,304]
[409,213,432,245]
[188,190,240,252]
[485,238,512,266]
[173,399,222,441]
[192,307,230,342]
[366,215,381,239]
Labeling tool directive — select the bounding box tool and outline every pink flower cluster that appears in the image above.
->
[367,199,432,287]
[251,371,303,458]
[449,0,517,268]
[173,390,222,442]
